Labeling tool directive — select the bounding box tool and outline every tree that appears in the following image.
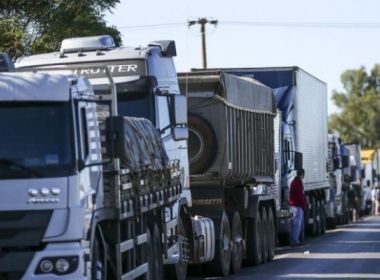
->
[329,65,380,148]
[0,0,121,59]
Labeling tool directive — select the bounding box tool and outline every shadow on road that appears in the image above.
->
[223,216,380,280]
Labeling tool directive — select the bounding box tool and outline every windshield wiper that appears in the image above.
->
[0,158,43,178]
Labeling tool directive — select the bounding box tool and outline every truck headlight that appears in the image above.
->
[40,260,53,273]
[36,256,78,275]
[55,258,70,273]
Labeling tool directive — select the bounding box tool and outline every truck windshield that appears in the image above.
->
[0,102,75,178]
[117,92,156,124]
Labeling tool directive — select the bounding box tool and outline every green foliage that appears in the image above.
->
[0,0,121,59]
[329,65,380,148]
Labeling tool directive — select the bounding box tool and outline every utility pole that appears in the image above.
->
[188,18,218,69]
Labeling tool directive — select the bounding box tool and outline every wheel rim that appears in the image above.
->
[222,230,231,268]
[188,128,204,163]
[232,213,243,272]
[219,212,231,276]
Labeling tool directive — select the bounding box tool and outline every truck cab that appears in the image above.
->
[16,36,190,204]
[0,72,100,279]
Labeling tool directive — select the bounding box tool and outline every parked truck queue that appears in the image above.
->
[0,35,371,279]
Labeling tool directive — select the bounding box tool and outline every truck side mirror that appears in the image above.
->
[341,155,349,168]
[171,94,187,125]
[294,152,303,171]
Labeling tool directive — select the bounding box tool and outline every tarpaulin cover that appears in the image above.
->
[108,116,169,172]
[178,71,276,114]
[221,72,276,114]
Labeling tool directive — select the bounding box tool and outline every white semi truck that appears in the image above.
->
[15,36,215,279]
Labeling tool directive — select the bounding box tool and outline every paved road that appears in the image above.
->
[190,215,380,280]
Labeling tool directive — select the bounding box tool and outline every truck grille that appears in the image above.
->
[0,210,52,279]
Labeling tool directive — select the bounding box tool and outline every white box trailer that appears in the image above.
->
[293,68,329,191]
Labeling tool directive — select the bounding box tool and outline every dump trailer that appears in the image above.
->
[191,67,329,241]
[178,71,278,276]
[16,35,215,280]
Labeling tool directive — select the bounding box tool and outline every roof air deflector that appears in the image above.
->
[148,40,176,57]
[60,35,116,57]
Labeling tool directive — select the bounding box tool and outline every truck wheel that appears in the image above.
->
[165,215,187,280]
[299,214,305,243]
[267,208,275,261]
[320,201,326,234]
[152,224,164,280]
[326,217,336,229]
[245,215,262,266]
[188,114,217,174]
[309,196,318,236]
[146,228,154,280]
[205,211,231,277]
[261,208,269,263]
[92,237,105,280]
[230,212,243,274]
[316,200,322,236]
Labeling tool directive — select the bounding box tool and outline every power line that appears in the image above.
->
[218,20,380,29]
[118,22,184,30]
[117,20,380,30]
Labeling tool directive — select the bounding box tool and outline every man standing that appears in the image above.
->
[289,168,307,246]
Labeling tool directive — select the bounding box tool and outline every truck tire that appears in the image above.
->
[299,215,305,243]
[320,201,326,234]
[326,217,336,229]
[308,196,318,236]
[152,224,164,280]
[92,236,105,280]
[146,228,154,280]
[230,212,243,274]
[278,232,290,246]
[188,114,217,174]
[164,215,187,280]
[267,208,275,261]
[205,211,231,277]
[315,199,321,236]
[245,215,262,266]
[261,208,269,263]
[316,200,322,236]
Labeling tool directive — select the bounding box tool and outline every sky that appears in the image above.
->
[105,0,380,115]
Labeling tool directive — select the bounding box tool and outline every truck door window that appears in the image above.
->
[157,96,171,137]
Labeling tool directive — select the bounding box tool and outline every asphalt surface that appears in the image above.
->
[190,215,380,280]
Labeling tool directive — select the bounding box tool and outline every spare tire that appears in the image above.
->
[188,114,217,174]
